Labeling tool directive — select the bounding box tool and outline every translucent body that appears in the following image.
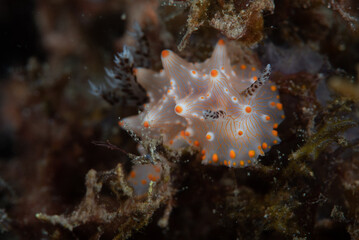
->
[122,40,285,167]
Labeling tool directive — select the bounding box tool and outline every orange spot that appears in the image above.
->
[206,134,212,140]
[202,155,206,160]
[200,96,205,100]
[180,131,185,137]
[258,146,262,150]
[218,39,225,45]
[175,105,183,113]
[273,140,278,144]
[253,76,258,81]
[154,166,161,173]
[273,123,278,129]
[118,121,124,127]
[247,160,251,164]
[276,103,283,110]
[141,179,147,185]
[208,160,212,164]
[192,70,196,75]
[233,97,237,101]
[169,140,174,145]
[272,130,278,136]
[224,160,228,166]
[201,149,206,155]
[230,150,236,159]
[238,130,243,136]
[161,50,169,58]
[281,115,285,119]
[143,121,149,128]
[239,160,244,166]
[251,67,256,71]
[211,69,218,77]
[167,89,171,94]
[262,142,268,149]
[194,140,199,147]
[270,86,277,91]
[133,68,138,75]
[212,154,218,162]
[221,67,224,70]
[265,116,271,121]
[240,64,247,70]
[185,131,190,136]
[233,162,237,166]
[270,102,276,107]
[248,150,255,158]
[130,171,136,178]
[245,106,252,113]
[148,174,155,181]
[207,93,210,97]
[228,161,231,166]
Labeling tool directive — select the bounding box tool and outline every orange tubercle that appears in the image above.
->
[218,39,225,45]
[270,86,277,91]
[161,50,169,58]
[175,105,183,113]
[265,116,271,121]
[143,121,149,128]
[194,140,200,147]
[141,179,147,185]
[276,103,283,110]
[245,106,252,113]
[238,130,243,136]
[272,130,278,136]
[211,69,218,77]
[240,64,247,70]
[239,160,245,166]
[248,150,255,158]
[212,154,218,162]
[253,76,258,81]
[273,123,278,129]
[230,150,236,159]
[130,171,136,178]
[262,142,268,149]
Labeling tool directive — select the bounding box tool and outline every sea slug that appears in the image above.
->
[121,40,285,167]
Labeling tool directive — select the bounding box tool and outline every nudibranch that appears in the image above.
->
[127,164,162,195]
[121,40,285,167]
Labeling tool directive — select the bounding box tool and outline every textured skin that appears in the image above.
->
[122,40,285,168]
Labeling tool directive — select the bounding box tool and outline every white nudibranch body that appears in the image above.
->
[121,40,285,168]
